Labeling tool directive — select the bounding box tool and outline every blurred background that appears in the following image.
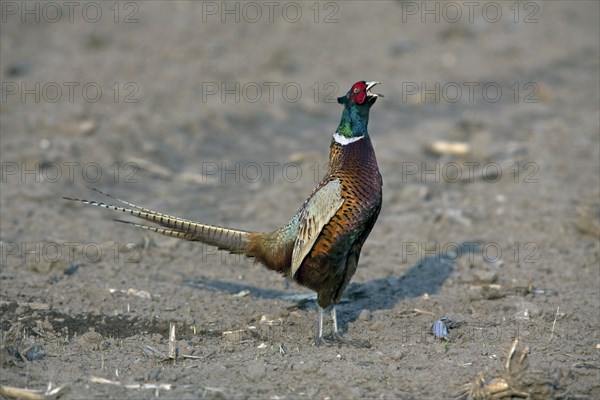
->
[2,1,597,232]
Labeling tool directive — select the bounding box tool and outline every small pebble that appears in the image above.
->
[25,344,46,361]
[358,309,371,321]
[389,350,404,361]
[64,263,82,276]
[78,119,96,135]
[432,319,449,340]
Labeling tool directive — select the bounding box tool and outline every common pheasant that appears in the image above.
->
[65,81,383,344]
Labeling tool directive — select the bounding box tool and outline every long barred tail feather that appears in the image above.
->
[63,188,252,254]
[113,219,200,240]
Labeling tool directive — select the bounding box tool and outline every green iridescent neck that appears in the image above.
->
[335,104,370,138]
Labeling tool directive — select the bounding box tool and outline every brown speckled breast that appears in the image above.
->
[295,136,383,307]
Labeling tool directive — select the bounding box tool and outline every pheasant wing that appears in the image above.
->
[290,179,344,278]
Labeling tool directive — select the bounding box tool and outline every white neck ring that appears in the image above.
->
[333,133,364,145]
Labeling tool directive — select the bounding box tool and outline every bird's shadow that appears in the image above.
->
[183,242,481,333]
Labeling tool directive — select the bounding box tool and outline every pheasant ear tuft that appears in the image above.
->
[337,95,348,105]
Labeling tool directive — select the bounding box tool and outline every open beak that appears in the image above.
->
[365,81,384,99]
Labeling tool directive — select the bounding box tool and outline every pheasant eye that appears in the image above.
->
[353,87,360,94]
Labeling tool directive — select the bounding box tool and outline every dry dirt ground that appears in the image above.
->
[1,1,599,399]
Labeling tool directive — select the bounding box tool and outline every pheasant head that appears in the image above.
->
[335,81,382,140]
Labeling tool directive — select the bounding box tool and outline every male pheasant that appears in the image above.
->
[65,81,383,344]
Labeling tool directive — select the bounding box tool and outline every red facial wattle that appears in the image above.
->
[350,81,367,105]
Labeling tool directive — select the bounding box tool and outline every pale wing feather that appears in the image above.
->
[290,179,344,278]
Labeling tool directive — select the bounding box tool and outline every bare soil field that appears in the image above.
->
[1,1,599,399]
